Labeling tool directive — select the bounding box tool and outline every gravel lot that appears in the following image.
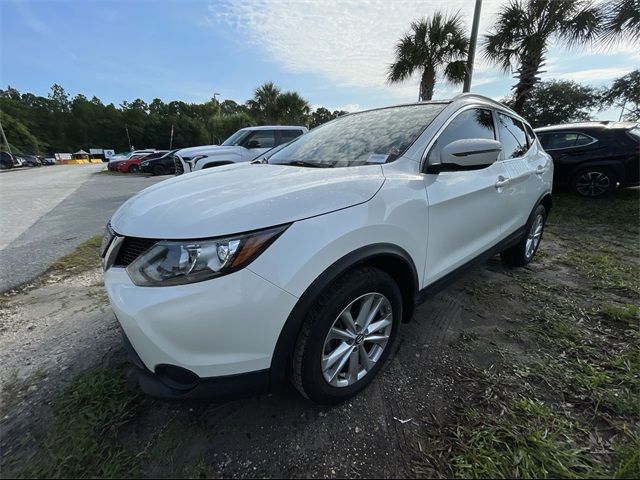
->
[0,165,164,292]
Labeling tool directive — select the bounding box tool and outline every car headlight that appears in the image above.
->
[101,223,115,257]
[125,225,289,286]
[141,161,149,166]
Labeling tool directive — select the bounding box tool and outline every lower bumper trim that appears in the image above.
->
[121,332,270,401]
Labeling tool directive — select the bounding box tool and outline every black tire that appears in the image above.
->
[571,167,617,198]
[501,204,547,267]
[291,266,402,404]
[128,165,140,174]
[152,165,166,176]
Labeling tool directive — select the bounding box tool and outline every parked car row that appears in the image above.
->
[107,150,176,174]
[0,151,56,169]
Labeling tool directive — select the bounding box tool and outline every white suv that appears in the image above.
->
[102,94,553,404]
[174,126,308,174]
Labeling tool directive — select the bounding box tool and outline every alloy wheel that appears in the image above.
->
[321,292,393,388]
[525,214,544,259]
[575,171,611,197]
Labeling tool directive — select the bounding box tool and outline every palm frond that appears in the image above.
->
[443,60,467,84]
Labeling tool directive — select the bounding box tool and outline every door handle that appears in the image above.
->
[495,176,510,188]
[536,165,547,175]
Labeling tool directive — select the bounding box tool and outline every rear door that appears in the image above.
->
[495,112,544,234]
[424,107,509,284]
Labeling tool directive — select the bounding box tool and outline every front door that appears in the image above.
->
[423,107,509,285]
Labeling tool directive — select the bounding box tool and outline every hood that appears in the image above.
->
[189,146,243,160]
[110,163,385,239]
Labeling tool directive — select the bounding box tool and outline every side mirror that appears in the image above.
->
[440,139,502,168]
[245,140,260,149]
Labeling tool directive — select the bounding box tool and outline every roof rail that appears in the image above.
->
[451,92,508,110]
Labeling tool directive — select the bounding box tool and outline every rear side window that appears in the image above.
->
[497,113,528,159]
[278,129,304,145]
[575,133,596,147]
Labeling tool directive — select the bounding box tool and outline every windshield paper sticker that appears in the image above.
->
[367,153,389,164]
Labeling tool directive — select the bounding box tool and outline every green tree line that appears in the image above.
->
[0,82,347,155]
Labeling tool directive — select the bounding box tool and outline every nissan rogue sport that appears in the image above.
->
[102,94,553,404]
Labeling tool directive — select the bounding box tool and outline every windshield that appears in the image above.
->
[268,104,445,167]
[221,130,251,146]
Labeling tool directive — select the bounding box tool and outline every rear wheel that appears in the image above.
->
[291,267,401,404]
[128,165,140,174]
[501,204,547,267]
[572,168,617,198]
[152,164,166,176]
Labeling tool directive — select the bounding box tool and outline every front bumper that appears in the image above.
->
[121,331,270,400]
[104,267,298,395]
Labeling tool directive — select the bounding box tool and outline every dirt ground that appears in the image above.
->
[0,191,638,478]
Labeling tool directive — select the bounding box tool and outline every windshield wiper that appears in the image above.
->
[281,160,334,168]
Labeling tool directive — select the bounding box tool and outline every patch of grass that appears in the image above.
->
[563,250,640,294]
[613,433,640,479]
[426,396,600,479]
[94,169,149,177]
[47,235,102,277]
[548,190,640,233]
[6,366,143,478]
[599,303,640,323]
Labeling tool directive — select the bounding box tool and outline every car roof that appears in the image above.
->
[338,93,528,125]
[239,125,308,131]
[534,121,638,133]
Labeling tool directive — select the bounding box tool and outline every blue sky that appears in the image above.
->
[1,0,637,118]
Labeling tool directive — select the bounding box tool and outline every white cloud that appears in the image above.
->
[552,67,635,83]
[212,0,505,99]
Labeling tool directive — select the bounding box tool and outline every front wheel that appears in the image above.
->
[501,204,547,267]
[291,267,401,404]
[152,165,166,176]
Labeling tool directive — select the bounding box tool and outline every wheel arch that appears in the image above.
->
[269,243,418,387]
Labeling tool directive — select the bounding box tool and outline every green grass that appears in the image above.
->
[6,366,143,478]
[428,397,600,479]
[47,235,102,277]
[94,169,150,177]
[598,304,640,323]
[548,189,640,233]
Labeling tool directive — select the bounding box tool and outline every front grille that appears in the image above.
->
[114,237,159,267]
[174,157,184,175]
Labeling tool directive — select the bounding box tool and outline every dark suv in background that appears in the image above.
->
[535,122,639,198]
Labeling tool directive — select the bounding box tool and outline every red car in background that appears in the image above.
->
[117,151,168,173]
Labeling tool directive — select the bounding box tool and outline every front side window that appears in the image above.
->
[497,113,528,159]
[427,108,495,164]
[268,104,445,168]
[221,130,251,146]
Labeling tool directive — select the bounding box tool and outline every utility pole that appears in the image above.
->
[464,0,482,93]
[125,124,132,151]
[0,117,11,154]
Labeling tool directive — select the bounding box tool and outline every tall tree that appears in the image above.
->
[503,80,600,127]
[484,0,600,114]
[247,82,310,124]
[387,12,469,101]
[602,69,640,121]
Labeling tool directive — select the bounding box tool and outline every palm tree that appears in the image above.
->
[387,12,469,101]
[484,0,600,114]
[247,82,282,124]
[599,0,640,45]
[246,82,310,125]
